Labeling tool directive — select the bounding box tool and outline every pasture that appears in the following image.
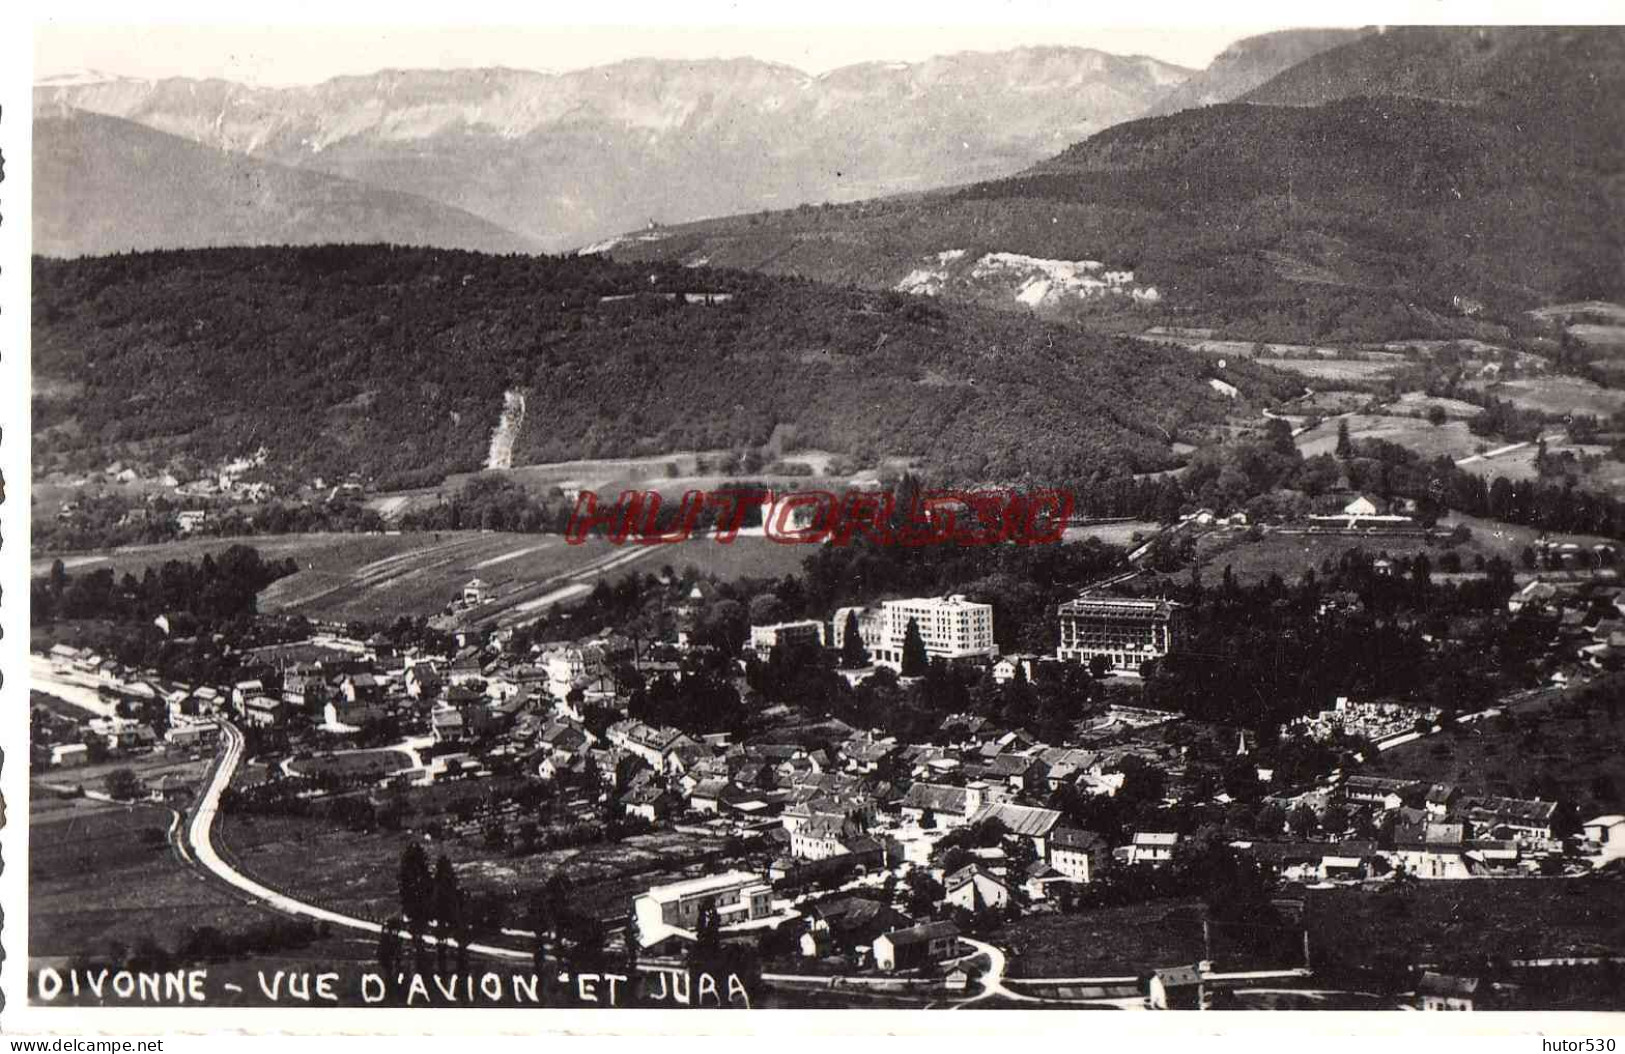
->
[1002,899,1210,977]
[1384,392,1482,420]
[1470,376,1625,419]
[1194,514,1610,586]
[27,791,278,958]
[1062,520,1161,547]
[35,529,816,626]
[1295,415,1483,462]
[288,748,416,780]
[1569,323,1625,352]
[216,811,734,926]
[1257,357,1407,383]
[1282,390,1374,417]
[1305,880,1625,969]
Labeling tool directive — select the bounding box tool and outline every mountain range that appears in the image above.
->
[35,46,1201,254]
[608,26,1625,335]
[33,108,541,257]
[1141,27,1369,116]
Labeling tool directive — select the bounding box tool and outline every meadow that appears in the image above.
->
[34,529,817,626]
[1304,880,1625,970]
[1469,376,1625,419]
[28,791,279,959]
[1193,513,1611,587]
[1256,357,1406,383]
[215,810,734,927]
[1295,415,1484,462]
[1001,899,1211,977]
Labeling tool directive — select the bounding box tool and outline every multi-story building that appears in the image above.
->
[605,719,701,774]
[1056,594,1185,672]
[831,605,887,656]
[833,595,996,670]
[1048,826,1108,883]
[747,619,827,658]
[632,870,774,940]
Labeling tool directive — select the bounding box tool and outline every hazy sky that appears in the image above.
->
[36,0,1594,87]
[35,19,1277,86]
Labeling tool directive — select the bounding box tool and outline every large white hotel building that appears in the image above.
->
[833,594,997,670]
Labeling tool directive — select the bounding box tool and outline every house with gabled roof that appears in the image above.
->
[944,864,1011,911]
[431,705,466,744]
[1391,822,1470,879]
[801,895,912,958]
[900,781,981,827]
[873,921,959,973]
[1128,831,1179,866]
[1457,795,1558,843]
[620,783,678,823]
[690,776,730,814]
[970,800,1063,855]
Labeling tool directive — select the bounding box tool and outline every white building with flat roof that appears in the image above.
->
[747,619,826,658]
[834,595,995,670]
[1057,594,1184,671]
[632,870,774,946]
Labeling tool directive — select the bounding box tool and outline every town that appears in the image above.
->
[28,516,1625,1011]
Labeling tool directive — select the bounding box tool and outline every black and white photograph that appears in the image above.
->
[7,2,1625,1031]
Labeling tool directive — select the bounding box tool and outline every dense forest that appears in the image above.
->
[961,95,1622,329]
[31,544,296,625]
[32,246,1296,491]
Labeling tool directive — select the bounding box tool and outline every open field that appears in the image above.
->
[1002,899,1210,977]
[1570,324,1625,352]
[1194,514,1612,587]
[1530,301,1625,326]
[1283,390,1376,417]
[289,748,415,780]
[1257,358,1406,383]
[1441,512,1615,558]
[412,449,911,507]
[1295,415,1485,461]
[34,746,216,800]
[215,811,735,925]
[1454,441,1625,493]
[1469,376,1625,419]
[1385,392,1483,420]
[28,790,282,959]
[35,529,816,626]
[1368,675,1625,818]
[28,531,439,580]
[1062,521,1161,547]
[1304,879,1625,970]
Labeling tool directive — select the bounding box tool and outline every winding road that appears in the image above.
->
[184,721,532,962]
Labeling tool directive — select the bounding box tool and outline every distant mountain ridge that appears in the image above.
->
[34,48,1194,251]
[1241,26,1625,111]
[1141,27,1371,116]
[606,26,1625,337]
[33,108,541,258]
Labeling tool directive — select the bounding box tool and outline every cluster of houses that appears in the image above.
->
[1323,775,1562,877]
[1506,577,1625,669]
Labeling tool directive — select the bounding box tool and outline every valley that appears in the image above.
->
[22,25,1625,1017]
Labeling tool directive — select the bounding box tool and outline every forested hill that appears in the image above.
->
[32,246,1296,489]
[982,92,1622,312]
